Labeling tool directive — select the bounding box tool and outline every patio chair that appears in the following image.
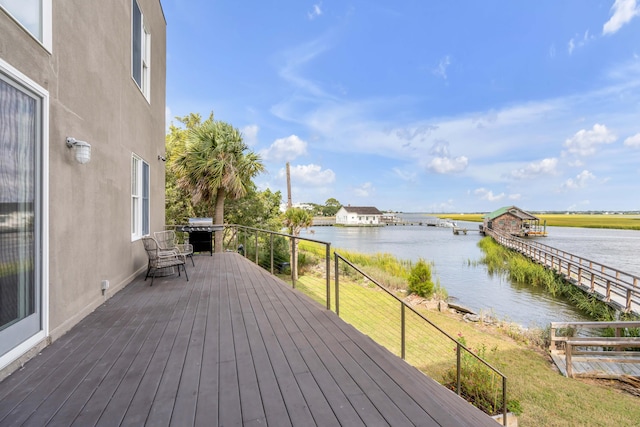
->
[154,230,194,266]
[142,236,189,286]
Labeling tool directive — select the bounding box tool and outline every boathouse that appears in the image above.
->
[335,206,383,226]
[483,206,547,237]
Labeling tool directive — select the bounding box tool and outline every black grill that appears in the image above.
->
[177,218,222,256]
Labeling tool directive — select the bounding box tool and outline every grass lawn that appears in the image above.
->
[436,213,640,230]
[294,273,640,426]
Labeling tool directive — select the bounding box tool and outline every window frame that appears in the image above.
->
[0,0,52,51]
[131,154,150,241]
[131,0,150,101]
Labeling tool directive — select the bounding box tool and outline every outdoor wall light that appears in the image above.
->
[66,137,91,164]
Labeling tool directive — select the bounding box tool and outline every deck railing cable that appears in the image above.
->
[334,252,508,424]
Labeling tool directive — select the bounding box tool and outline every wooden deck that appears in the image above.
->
[0,253,495,426]
[550,353,640,378]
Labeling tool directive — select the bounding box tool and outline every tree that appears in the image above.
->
[164,113,209,225]
[407,259,435,298]
[171,116,265,253]
[282,207,313,281]
[323,197,341,216]
[225,186,282,231]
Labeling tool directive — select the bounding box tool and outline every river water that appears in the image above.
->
[302,214,640,328]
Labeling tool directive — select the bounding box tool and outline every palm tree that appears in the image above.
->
[283,207,313,281]
[172,119,264,253]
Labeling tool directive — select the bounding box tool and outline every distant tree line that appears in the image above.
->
[302,198,341,216]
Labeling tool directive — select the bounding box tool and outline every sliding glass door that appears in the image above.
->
[0,69,43,358]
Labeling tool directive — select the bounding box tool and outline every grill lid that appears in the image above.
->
[189,217,213,226]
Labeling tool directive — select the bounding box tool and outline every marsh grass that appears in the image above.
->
[477,237,623,321]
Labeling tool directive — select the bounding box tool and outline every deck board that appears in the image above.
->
[552,352,640,378]
[0,253,496,426]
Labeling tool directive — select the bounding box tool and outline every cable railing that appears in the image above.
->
[334,253,508,423]
[216,224,509,424]
[223,224,332,309]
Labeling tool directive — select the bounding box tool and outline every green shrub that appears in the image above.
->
[407,259,434,298]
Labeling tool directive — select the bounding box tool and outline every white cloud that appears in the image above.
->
[260,135,308,161]
[433,55,451,80]
[568,159,584,167]
[603,0,640,35]
[429,140,450,157]
[241,124,259,146]
[393,168,417,182]
[568,38,575,55]
[353,182,374,197]
[562,170,596,190]
[427,156,468,174]
[474,188,505,202]
[564,124,617,156]
[568,30,594,54]
[308,3,323,20]
[508,193,522,200]
[508,158,558,179]
[278,163,335,186]
[624,132,640,147]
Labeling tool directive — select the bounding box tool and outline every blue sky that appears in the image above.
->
[162,0,640,213]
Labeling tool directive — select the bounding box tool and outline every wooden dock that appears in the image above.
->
[486,229,640,315]
[0,253,496,426]
[549,321,640,379]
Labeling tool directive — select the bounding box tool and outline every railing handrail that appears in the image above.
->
[550,321,640,329]
[224,223,332,246]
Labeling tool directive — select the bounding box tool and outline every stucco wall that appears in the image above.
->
[0,0,166,361]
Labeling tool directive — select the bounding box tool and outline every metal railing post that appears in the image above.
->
[291,237,296,289]
[401,303,406,359]
[326,243,331,310]
[255,231,259,264]
[456,343,462,396]
[334,252,340,317]
[270,233,274,275]
[502,377,508,426]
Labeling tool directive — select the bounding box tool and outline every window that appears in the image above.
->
[0,0,52,50]
[131,155,149,240]
[0,58,48,365]
[132,0,150,100]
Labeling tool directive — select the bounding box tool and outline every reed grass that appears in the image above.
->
[476,237,624,321]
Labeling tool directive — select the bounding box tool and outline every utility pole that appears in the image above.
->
[286,162,292,209]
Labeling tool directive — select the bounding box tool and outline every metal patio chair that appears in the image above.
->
[142,236,189,286]
[154,230,194,266]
